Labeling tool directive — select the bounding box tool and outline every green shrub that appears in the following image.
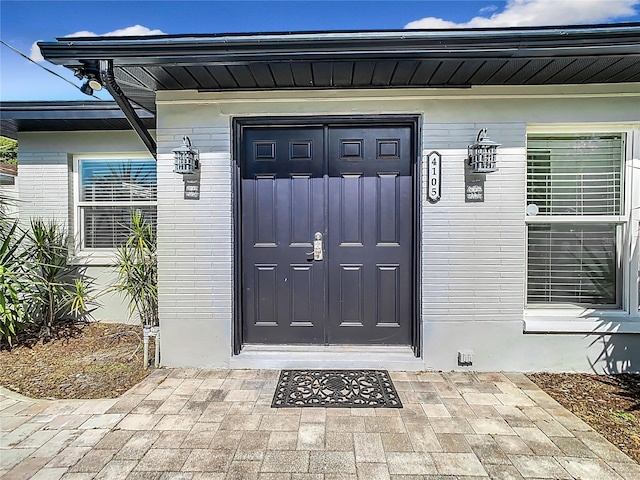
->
[0,136,17,165]
[0,221,30,345]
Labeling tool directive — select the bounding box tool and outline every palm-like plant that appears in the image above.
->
[1,191,95,346]
[27,218,94,338]
[111,210,158,327]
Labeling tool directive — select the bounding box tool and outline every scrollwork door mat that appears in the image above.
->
[272,369,403,408]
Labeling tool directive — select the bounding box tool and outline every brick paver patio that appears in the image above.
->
[1,369,639,479]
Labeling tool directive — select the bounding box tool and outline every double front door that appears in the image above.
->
[240,123,414,345]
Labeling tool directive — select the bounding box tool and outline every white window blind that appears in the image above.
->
[82,206,157,249]
[527,223,617,305]
[78,158,157,249]
[527,135,623,216]
[526,134,624,307]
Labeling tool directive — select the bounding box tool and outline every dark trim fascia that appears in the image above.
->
[232,118,243,355]
[2,100,116,110]
[232,114,422,356]
[234,114,423,129]
[0,100,156,140]
[198,84,473,94]
[51,22,640,41]
[99,60,157,159]
[39,23,640,67]
[0,101,154,120]
[412,116,422,358]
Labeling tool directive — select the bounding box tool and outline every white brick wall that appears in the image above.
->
[18,152,69,224]
[156,110,235,365]
[420,122,527,326]
[15,130,151,324]
[15,89,639,371]
[138,89,640,370]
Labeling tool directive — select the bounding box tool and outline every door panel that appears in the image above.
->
[242,127,325,343]
[327,127,412,344]
[377,265,400,327]
[241,124,413,345]
[255,265,278,325]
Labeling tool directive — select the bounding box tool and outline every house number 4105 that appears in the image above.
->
[427,151,441,203]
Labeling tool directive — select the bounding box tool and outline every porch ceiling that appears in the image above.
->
[38,23,640,114]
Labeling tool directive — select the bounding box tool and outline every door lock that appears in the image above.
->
[307,232,323,261]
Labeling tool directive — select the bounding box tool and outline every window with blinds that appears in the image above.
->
[526,134,624,307]
[527,135,623,216]
[78,158,157,249]
[527,223,617,305]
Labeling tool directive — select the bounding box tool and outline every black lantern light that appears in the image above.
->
[468,128,500,173]
[173,136,199,174]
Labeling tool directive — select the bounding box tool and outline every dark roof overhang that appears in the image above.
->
[38,23,640,117]
[39,24,640,65]
[0,101,156,140]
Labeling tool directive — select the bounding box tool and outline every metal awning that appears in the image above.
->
[38,23,640,114]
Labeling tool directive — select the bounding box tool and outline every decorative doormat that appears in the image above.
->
[272,369,403,408]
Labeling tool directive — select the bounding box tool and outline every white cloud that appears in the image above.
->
[405,0,639,29]
[28,25,165,63]
[66,24,165,38]
[66,30,99,38]
[479,5,498,14]
[29,41,44,62]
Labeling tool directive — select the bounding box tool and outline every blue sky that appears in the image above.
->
[1,0,639,101]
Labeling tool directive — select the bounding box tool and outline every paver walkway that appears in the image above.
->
[1,370,639,479]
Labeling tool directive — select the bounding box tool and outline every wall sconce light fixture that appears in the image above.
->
[173,136,199,174]
[468,128,500,173]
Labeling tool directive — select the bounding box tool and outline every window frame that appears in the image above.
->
[524,125,640,333]
[72,153,157,263]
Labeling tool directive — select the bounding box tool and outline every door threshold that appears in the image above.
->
[231,344,424,371]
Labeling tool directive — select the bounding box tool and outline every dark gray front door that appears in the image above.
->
[241,123,413,345]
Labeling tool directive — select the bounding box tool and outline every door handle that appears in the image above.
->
[306,232,323,261]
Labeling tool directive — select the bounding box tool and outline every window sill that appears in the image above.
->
[524,309,640,334]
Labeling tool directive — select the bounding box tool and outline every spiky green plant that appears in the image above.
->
[111,210,158,327]
[0,221,31,345]
[0,214,95,346]
[27,218,94,338]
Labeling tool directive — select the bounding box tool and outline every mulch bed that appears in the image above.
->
[0,322,152,399]
[528,372,640,464]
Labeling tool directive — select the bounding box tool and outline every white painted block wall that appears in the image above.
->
[14,85,639,371]
[155,108,234,367]
[154,87,640,372]
[15,131,151,324]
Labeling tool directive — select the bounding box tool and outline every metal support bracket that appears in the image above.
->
[99,59,157,159]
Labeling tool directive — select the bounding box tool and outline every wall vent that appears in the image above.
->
[458,350,473,366]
